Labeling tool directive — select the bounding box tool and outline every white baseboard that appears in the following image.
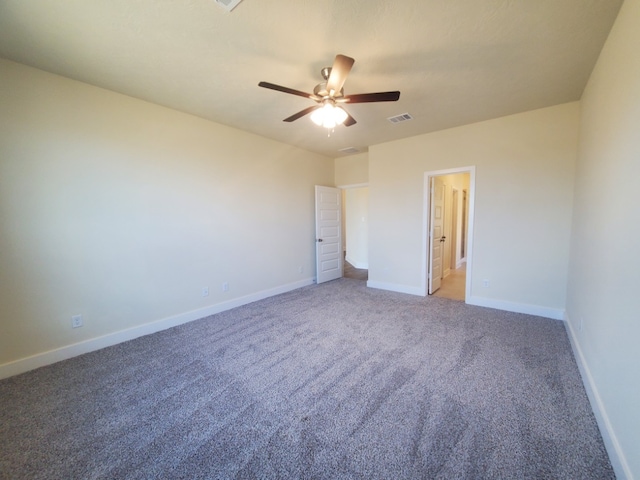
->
[345,255,368,270]
[466,295,565,320]
[0,277,315,380]
[364,285,567,321]
[366,280,424,296]
[564,314,633,480]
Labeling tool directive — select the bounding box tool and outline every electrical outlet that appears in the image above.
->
[202,287,209,297]
[482,279,490,288]
[298,266,304,274]
[71,314,83,328]
[222,282,229,292]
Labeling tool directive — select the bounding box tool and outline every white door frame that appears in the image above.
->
[422,166,476,300]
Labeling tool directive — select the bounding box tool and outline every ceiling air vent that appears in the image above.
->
[387,113,413,124]
[214,0,243,11]
[338,147,360,155]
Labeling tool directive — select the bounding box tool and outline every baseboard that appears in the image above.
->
[366,280,424,296]
[0,277,315,380]
[466,295,565,320]
[564,315,633,480]
[345,255,368,270]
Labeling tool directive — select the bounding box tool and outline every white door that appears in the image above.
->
[428,177,445,294]
[315,185,343,284]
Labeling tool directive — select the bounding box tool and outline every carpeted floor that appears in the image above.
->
[0,279,614,479]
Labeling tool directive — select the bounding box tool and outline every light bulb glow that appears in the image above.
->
[310,107,324,126]
[311,103,348,129]
[333,106,348,125]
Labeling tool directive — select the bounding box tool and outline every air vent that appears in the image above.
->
[214,0,243,11]
[387,113,413,124]
[338,147,360,155]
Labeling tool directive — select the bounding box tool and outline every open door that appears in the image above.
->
[315,186,343,284]
[428,177,445,294]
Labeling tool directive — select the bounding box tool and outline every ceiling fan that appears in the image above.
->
[258,54,400,129]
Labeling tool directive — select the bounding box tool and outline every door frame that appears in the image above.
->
[422,166,476,300]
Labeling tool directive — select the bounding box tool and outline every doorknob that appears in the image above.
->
[317,238,323,242]
[440,236,446,242]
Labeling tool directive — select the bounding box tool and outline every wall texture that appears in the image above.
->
[345,187,369,269]
[368,102,579,317]
[0,59,333,371]
[566,0,640,477]
[335,152,368,186]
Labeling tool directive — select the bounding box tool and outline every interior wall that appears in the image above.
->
[566,0,640,477]
[335,152,368,186]
[368,102,579,315]
[341,189,347,252]
[344,187,369,269]
[336,153,370,270]
[0,59,333,368]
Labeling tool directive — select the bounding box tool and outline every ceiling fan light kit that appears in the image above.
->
[259,54,401,130]
[311,103,348,129]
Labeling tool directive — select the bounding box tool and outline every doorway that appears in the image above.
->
[423,167,475,301]
[341,185,369,281]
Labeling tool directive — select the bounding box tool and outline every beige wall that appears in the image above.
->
[566,0,640,477]
[337,152,369,268]
[0,59,333,369]
[369,102,579,316]
[335,152,368,186]
[344,187,369,269]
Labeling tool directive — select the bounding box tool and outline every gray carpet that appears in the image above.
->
[0,278,614,479]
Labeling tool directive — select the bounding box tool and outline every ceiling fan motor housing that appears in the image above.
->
[314,81,344,100]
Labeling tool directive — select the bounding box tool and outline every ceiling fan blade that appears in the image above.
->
[258,81,317,100]
[343,111,357,127]
[326,54,355,95]
[283,105,321,122]
[343,91,401,103]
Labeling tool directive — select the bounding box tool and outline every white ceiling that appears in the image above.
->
[0,0,623,158]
